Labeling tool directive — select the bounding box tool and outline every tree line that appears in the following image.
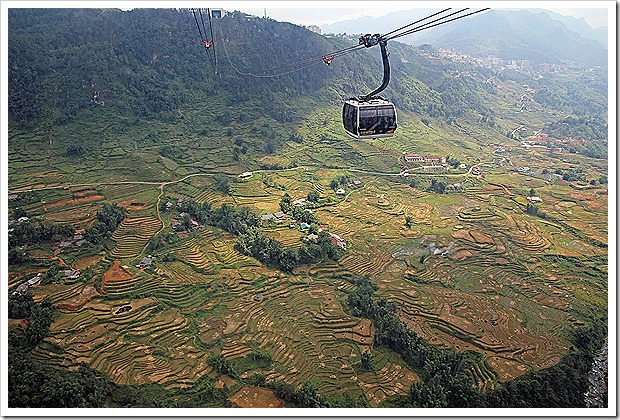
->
[346,275,607,408]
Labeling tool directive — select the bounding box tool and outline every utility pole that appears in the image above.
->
[264,8,266,19]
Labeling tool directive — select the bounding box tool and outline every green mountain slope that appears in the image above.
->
[8,8,608,179]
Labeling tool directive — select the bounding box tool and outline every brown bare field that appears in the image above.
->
[229,386,285,408]
[44,193,105,211]
[74,255,103,270]
[58,285,100,311]
[102,260,132,286]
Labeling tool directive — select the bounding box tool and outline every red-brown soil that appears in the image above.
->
[102,260,132,288]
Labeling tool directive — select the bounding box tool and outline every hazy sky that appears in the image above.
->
[227,1,610,29]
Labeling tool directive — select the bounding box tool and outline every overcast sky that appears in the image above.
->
[226,1,610,29]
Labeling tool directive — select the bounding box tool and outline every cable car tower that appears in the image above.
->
[343,34,396,139]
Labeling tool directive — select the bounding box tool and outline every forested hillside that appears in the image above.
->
[9,8,607,140]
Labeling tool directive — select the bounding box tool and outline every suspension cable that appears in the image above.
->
[207,8,219,74]
[208,8,490,78]
[215,16,328,78]
[385,8,490,41]
[382,7,452,38]
[192,8,214,71]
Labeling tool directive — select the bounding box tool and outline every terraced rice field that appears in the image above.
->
[110,215,161,260]
[10,152,608,405]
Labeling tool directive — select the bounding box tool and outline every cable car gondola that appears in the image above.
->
[343,34,397,139]
[343,98,397,139]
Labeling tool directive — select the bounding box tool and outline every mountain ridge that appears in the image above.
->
[321,8,607,67]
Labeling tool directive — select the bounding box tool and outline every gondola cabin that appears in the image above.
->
[342,98,397,139]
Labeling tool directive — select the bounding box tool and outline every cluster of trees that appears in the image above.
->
[347,275,607,408]
[85,204,126,244]
[525,203,545,218]
[66,144,84,157]
[40,262,63,285]
[8,293,135,408]
[146,231,178,253]
[9,219,74,249]
[554,168,587,183]
[9,334,112,407]
[8,290,35,319]
[329,175,350,190]
[445,155,462,168]
[237,228,343,273]
[279,194,320,224]
[166,198,341,272]
[8,218,75,266]
[428,178,447,194]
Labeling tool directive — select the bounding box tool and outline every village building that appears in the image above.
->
[136,255,153,269]
[14,273,42,295]
[238,171,254,179]
[63,269,81,280]
[261,213,276,222]
[306,233,319,242]
[422,165,445,172]
[300,222,311,230]
[336,188,346,195]
[404,153,424,163]
[424,155,446,164]
[527,196,542,203]
[328,232,346,250]
[273,211,287,222]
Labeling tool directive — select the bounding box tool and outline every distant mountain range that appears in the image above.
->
[321,8,608,67]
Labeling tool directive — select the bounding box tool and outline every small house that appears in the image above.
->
[425,155,446,164]
[336,188,345,195]
[137,256,153,269]
[238,171,254,179]
[328,232,346,250]
[273,211,287,221]
[300,222,310,230]
[422,165,444,172]
[306,233,318,242]
[64,269,81,280]
[13,273,42,295]
[404,153,424,163]
[261,213,276,222]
